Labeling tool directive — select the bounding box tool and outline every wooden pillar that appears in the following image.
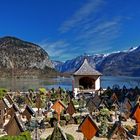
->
[57,113,60,123]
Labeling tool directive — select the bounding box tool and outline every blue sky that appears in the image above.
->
[0,0,140,61]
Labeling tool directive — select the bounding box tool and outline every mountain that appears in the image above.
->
[54,54,106,73]
[55,46,140,76]
[52,60,64,69]
[98,46,140,76]
[0,36,57,77]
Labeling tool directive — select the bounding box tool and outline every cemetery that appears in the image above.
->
[0,85,140,139]
[0,59,140,140]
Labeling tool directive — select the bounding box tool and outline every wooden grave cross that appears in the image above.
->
[51,100,66,123]
[79,115,98,140]
[66,99,76,117]
[66,100,76,124]
[35,94,42,114]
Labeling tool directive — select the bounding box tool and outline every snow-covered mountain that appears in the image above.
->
[54,54,107,73]
[54,46,140,76]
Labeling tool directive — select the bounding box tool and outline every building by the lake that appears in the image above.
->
[72,58,102,97]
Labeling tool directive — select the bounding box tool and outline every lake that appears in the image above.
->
[0,76,140,91]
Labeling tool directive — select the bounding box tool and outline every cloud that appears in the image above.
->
[39,40,80,61]
[40,40,69,59]
[59,0,105,33]
[71,16,122,54]
[41,0,130,61]
[76,17,121,40]
[58,0,123,56]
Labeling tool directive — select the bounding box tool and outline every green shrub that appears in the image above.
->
[74,116,83,124]
[28,88,34,93]
[0,88,7,99]
[46,133,74,140]
[0,131,31,140]
[72,99,79,105]
[39,88,47,94]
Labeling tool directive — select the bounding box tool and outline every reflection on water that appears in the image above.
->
[0,76,140,91]
[0,77,72,91]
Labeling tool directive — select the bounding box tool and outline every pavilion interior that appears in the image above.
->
[79,77,95,89]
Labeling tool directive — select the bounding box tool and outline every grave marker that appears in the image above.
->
[79,115,98,140]
[51,100,66,123]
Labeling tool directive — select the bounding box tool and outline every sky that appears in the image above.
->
[0,0,140,61]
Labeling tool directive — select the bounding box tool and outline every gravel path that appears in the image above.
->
[40,124,107,140]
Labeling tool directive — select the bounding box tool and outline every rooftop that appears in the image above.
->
[73,59,102,76]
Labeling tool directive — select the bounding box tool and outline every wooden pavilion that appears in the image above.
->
[72,58,102,98]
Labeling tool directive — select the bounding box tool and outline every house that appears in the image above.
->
[72,58,102,98]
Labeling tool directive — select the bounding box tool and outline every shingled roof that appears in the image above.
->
[73,59,102,76]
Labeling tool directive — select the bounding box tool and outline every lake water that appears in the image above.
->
[0,76,140,91]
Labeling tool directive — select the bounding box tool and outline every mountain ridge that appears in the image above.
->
[54,46,140,76]
[0,36,57,78]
